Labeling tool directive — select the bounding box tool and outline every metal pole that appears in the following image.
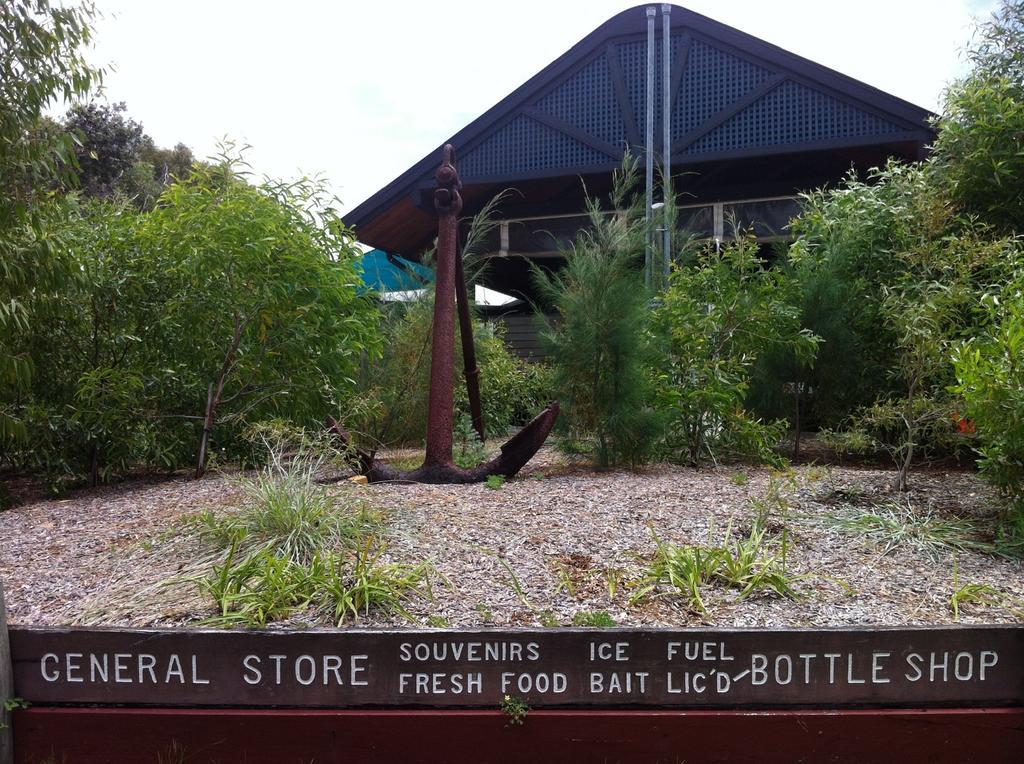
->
[1,580,13,764]
[644,6,656,289]
[661,4,672,286]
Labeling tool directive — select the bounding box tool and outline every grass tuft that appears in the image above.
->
[631,522,800,614]
[571,610,617,627]
[950,560,1024,621]
[195,445,430,627]
[826,500,996,559]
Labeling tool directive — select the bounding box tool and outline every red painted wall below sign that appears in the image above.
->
[13,707,1023,763]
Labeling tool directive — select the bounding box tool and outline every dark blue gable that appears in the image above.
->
[458,28,918,182]
[343,4,934,253]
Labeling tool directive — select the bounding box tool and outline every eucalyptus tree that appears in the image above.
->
[935,0,1024,234]
[137,156,382,477]
[0,0,103,446]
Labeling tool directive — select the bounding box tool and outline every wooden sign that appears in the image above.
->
[0,582,13,764]
[10,625,1023,709]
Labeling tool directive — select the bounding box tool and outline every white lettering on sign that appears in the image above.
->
[666,670,710,694]
[397,641,540,662]
[66,653,83,683]
[905,651,998,682]
[775,655,793,685]
[41,654,59,682]
[26,636,1008,705]
[166,654,185,684]
[351,654,369,686]
[799,653,817,684]
[588,671,648,694]
[398,672,484,695]
[589,642,630,662]
[138,654,157,684]
[825,653,841,684]
[728,652,898,687]
[665,641,734,662]
[873,652,891,684]
[38,652,209,685]
[502,672,568,694]
[240,654,371,687]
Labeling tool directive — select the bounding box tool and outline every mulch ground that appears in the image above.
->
[1,447,1021,629]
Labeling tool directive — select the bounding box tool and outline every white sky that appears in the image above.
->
[83,0,997,216]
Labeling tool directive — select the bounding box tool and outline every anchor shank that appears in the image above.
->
[423,146,462,467]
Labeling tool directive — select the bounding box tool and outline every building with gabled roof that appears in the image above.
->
[344,4,935,358]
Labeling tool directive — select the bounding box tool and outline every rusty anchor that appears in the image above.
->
[332,144,558,483]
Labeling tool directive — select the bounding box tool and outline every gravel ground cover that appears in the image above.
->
[1,448,1021,629]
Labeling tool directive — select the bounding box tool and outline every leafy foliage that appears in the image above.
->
[458,322,553,439]
[500,694,529,726]
[571,610,616,627]
[950,560,1024,620]
[826,500,997,559]
[351,294,550,448]
[631,523,799,615]
[63,101,144,197]
[934,1,1024,234]
[453,413,487,468]
[60,101,198,210]
[785,155,1022,487]
[4,150,381,489]
[654,238,817,465]
[785,164,944,427]
[141,153,381,476]
[0,0,103,443]
[954,281,1024,539]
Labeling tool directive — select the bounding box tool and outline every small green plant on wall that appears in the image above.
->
[500,694,529,726]
[1,698,30,732]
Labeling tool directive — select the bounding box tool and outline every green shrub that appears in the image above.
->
[631,523,798,614]
[818,428,877,457]
[5,156,381,488]
[783,163,940,428]
[950,560,1024,620]
[933,1,1024,235]
[653,238,817,466]
[458,322,554,438]
[785,155,1021,486]
[453,414,487,468]
[532,155,662,467]
[825,500,997,559]
[0,0,102,448]
[352,297,551,448]
[954,284,1024,539]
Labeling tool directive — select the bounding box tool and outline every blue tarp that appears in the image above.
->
[356,249,434,294]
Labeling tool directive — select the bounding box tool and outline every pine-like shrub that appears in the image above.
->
[531,158,661,467]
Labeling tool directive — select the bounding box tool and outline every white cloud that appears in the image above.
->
[84,0,992,217]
